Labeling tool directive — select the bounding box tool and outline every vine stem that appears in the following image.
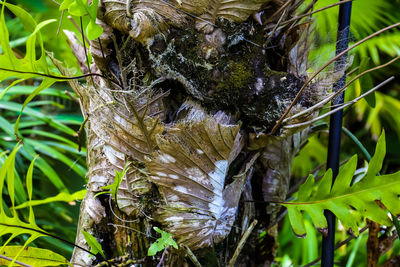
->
[0,254,33,267]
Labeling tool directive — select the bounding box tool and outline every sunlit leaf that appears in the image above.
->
[284,132,400,237]
[0,246,70,267]
[148,227,178,256]
[14,190,86,210]
[0,147,49,264]
[81,230,105,258]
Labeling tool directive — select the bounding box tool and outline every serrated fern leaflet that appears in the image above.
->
[283,130,400,237]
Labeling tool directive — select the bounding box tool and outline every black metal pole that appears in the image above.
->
[321,1,352,266]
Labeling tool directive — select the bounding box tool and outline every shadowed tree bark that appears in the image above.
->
[57,0,331,266]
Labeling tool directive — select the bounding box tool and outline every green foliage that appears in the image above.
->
[148,227,178,256]
[0,1,59,138]
[14,189,86,210]
[0,1,86,260]
[0,246,71,266]
[0,146,49,265]
[96,163,129,201]
[0,85,86,192]
[81,230,105,259]
[59,0,103,40]
[284,131,400,237]
[310,0,399,63]
[292,135,327,177]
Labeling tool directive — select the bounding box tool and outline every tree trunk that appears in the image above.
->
[59,0,326,266]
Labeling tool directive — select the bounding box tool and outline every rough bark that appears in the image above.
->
[58,0,331,266]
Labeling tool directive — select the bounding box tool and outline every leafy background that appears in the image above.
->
[0,0,400,266]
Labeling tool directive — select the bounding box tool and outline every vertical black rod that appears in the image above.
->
[321,1,352,267]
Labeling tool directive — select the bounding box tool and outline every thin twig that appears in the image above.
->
[107,194,139,223]
[49,0,60,5]
[265,0,293,25]
[157,248,168,267]
[57,10,64,36]
[284,56,400,123]
[76,115,89,152]
[68,16,89,44]
[107,223,155,239]
[0,67,122,88]
[287,162,326,196]
[283,77,394,129]
[278,0,354,27]
[111,35,128,89]
[228,219,258,267]
[79,17,95,87]
[269,22,400,135]
[303,225,369,267]
[0,254,33,267]
[184,245,202,267]
[64,90,80,103]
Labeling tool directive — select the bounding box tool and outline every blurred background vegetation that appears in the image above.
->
[1,0,399,266]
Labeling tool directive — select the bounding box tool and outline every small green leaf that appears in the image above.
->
[297,175,314,201]
[60,0,74,10]
[0,145,48,254]
[0,246,71,266]
[148,227,178,256]
[86,20,103,40]
[330,155,357,195]
[358,57,375,107]
[96,163,129,200]
[68,1,86,16]
[81,230,106,258]
[364,130,385,181]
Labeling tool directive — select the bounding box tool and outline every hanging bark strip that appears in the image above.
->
[322,1,352,266]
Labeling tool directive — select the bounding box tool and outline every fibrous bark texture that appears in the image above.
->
[60,0,331,266]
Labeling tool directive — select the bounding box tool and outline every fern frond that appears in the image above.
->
[0,145,49,266]
[356,33,400,64]
[283,131,400,237]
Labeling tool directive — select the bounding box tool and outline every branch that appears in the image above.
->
[284,56,400,123]
[283,76,394,129]
[228,219,258,267]
[269,22,400,135]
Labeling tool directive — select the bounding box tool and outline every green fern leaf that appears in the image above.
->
[283,131,400,237]
[14,190,86,210]
[148,227,178,256]
[81,230,106,258]
[96,163,130,201]
[0,145,50,266]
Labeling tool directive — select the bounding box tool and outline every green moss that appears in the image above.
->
[216,60,254,92]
